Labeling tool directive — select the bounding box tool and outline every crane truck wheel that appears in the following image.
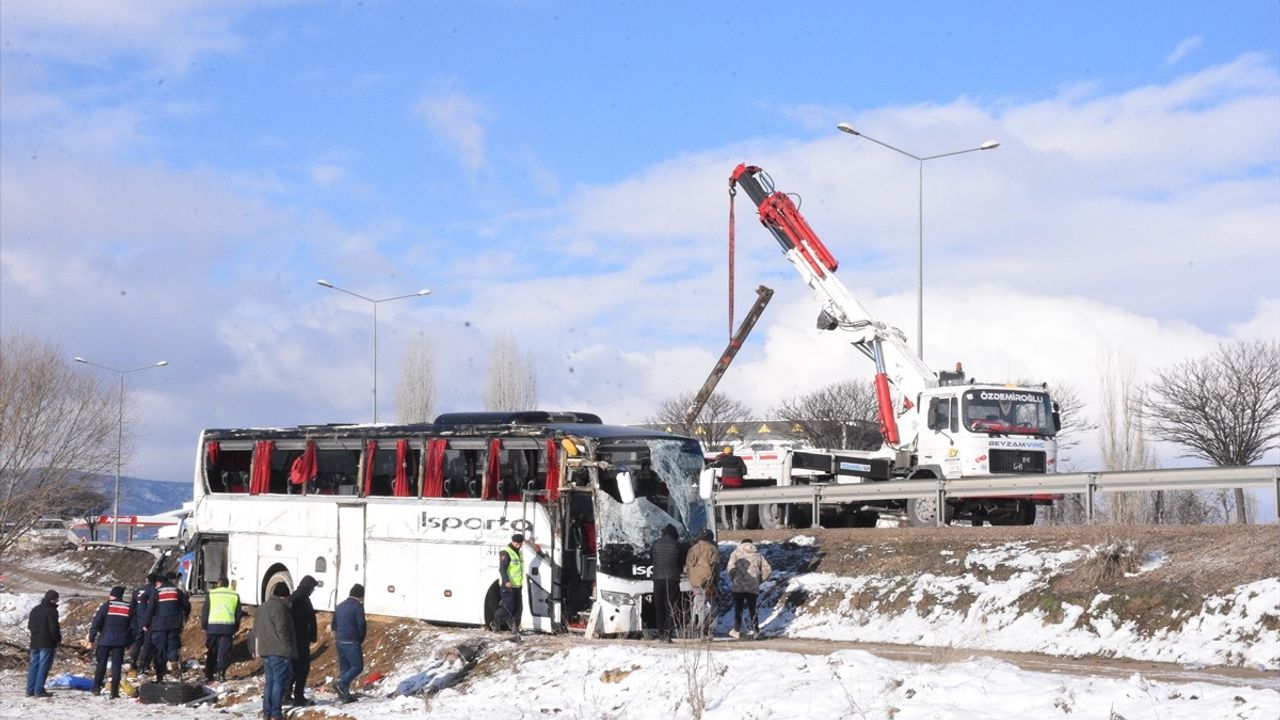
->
[907,498,954,528]
[758,503,792,530]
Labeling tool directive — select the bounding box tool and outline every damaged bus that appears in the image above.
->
[182,411,711,637]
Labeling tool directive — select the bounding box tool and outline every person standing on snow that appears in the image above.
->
[727,538,771,639]
[649,524,683,642]
[288,575,319,706]
[88,585,133,698]
[684,528,720,638]
[201,577,241,682]
[331,583,366,704]
[710,446,748,529]
[254,582,296,720]
[494,533,526,634]
[26,589,61,698]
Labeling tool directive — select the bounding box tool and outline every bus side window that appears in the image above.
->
[318,450,361,496]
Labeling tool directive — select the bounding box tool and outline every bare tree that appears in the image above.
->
[59,483,112,541]
[1097,351,1159,524]
[396,336,436,423]
[484,334,537,412]
[650,391,752,450]
[768,380,880,450]
[0,334,119,557]
[1142,340,1280,524]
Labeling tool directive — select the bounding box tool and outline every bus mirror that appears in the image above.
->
[616,470,636,504]
[698,468,716,500]
[561,439,579,457]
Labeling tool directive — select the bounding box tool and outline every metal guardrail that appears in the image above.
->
[713,465,1280,527]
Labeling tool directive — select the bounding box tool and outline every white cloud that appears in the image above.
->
[1165,36,1203,67]
[412,83,495,175]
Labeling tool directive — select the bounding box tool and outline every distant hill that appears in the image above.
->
[84,473,193,516]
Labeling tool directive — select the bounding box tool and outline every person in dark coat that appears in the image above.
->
[649,524,683,642]
[200,577,241,682]
[127,574,157,671]
[288,575,319,706]
[88,585,133,698]
[142,571,191,681]
[711,447,749,529]
[254,582,296,720]
[330,584,366,703]
[26,589,61,698]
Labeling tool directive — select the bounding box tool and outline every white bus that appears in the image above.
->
[182,411,711,637]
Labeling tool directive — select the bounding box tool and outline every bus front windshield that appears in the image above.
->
[963,389,1055,436]
[594,438,709,551]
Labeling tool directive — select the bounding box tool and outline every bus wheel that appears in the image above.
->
[263,568,293,602]
[907,498,954,527]
[483,583,501,631]
[758,504,791,530]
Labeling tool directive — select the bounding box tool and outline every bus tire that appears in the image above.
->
[263,568,292,603]
[483,583,501,631]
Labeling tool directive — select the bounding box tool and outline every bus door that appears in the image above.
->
[523,497,556,632]
[336,502,366,598]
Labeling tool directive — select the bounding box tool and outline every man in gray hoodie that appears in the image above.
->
[254,582,296,720]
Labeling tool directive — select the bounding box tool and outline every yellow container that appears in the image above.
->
[119,677,137,698]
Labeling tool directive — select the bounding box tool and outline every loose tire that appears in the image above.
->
[139,681,206,705]
[989,500,1037,526]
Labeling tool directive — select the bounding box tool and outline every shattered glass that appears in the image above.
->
[595,438,709,550]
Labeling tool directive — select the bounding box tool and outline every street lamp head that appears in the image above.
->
[836,122,860,136]
[316,279,334,288]
[980,140,1000,150]
[74,357,88,364]
[156,361,169,367]
[417,289,432,296]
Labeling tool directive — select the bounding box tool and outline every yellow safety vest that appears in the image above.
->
[207,586,239,625]
[503,546,524,588]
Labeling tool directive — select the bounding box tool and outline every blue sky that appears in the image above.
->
[2,1,1278,498]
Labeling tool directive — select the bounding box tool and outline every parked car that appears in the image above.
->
[22,517,80,548]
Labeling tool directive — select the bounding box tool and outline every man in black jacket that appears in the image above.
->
[142,571,191,681]
[649,524,683,642]
[25,589,61,698]
[88,586,133,698]
[127,574,156,671]
[288,575,319,706]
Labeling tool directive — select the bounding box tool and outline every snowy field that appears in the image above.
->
[1,634,1277,720]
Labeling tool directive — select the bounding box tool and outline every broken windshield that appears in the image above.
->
[594,437,709,552]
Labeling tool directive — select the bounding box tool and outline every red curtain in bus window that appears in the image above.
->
[362,440,377,496]
[482,438,502,500]
[206,441,220,468]
[290,440,317,489]
[545,439,560,501]
[393,439,411,497]
[423,439,446,498]
[249,440,274,495]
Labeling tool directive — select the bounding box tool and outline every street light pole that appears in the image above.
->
[73,356,168,544]
[836,122,999,361]
[317,279,431,423]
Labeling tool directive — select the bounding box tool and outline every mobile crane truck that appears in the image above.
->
[727,163,1059,527]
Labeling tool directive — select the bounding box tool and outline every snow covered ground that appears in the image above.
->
[3,531,1277,718]
[1,634,1277,719]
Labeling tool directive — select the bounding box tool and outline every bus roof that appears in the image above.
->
[200,415,692,443]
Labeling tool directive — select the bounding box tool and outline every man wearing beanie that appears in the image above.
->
[88,586,133,698]
[26,589,61,697]
[330,584,366,703]
[254,582,296,720]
